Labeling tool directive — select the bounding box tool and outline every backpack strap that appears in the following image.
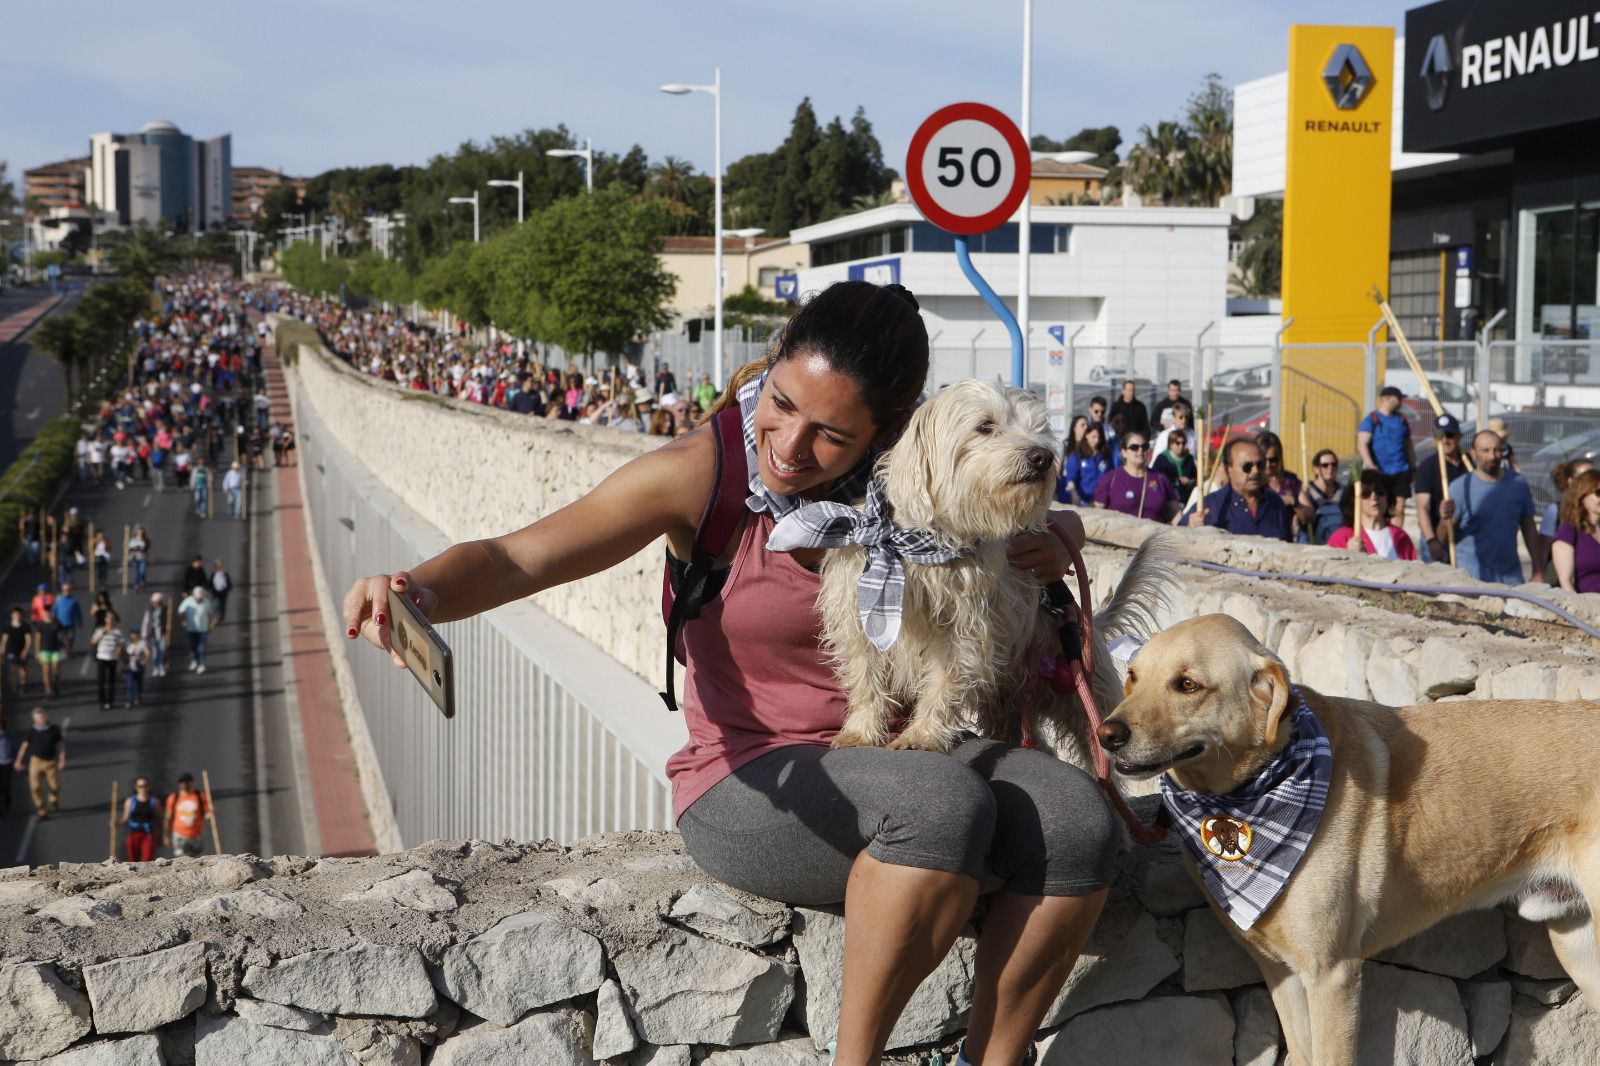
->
[659,406,748,711]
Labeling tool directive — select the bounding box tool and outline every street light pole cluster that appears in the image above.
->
[447,193,480,244]
[367,213,406,259]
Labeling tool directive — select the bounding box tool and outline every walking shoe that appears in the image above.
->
[189,661,197,672]
[196,665,206,674]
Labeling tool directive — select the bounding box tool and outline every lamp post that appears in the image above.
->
[661,69,726,388]
[487,172,525,222]
[448,193,480,243]
[546,139,594,193]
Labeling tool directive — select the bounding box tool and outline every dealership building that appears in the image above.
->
[1235,0,1600,344]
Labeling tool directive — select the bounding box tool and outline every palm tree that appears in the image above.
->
[102,224,176,286]
[32,313,90,406]
[1123,122,1189,205]
[648,157,699,208]
[850,189,898,211]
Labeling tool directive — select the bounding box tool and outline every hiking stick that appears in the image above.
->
[87,521,96,596]
[1438,443,1457,567]
[201,770,222,855]
[122,526,129,595]
[109,780,119,862]
[1370,286,1445,416]
[1351,461,1366,554]
[1298,400,1310,486]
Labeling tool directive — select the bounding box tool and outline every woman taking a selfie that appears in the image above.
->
[343,281,1114,1066]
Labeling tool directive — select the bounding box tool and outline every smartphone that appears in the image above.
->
[386,586,455,719]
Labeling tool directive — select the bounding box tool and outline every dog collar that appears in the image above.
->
[1157,692,1332,931]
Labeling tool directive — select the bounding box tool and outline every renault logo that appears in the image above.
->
[1420,34,1452,111]
[1322,44,1375,110]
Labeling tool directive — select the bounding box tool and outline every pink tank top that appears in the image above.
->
[667,511,846,818]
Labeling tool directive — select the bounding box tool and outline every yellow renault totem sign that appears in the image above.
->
[1281,25,1394,462]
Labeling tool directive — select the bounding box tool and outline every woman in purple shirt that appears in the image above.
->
[1553,469,1600,594]
[1092,430,1177,521]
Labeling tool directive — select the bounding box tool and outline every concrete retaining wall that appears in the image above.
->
[0,834,1592,1065]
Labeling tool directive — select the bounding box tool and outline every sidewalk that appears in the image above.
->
[0,292,63,348]
[261,338,377,858]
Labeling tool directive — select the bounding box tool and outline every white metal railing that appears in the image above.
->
[294,375,683,846]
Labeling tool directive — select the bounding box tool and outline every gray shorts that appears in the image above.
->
[173,836,204,858]
[678,738,1116,906]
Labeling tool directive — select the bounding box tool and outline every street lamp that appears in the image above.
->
[487,173,525,223]
[546,139,594,193]
[661,69,726,389]
[448,193,480,243]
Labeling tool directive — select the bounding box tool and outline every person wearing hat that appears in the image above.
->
[1356,386,1417,518]
[1413,413,1468,564]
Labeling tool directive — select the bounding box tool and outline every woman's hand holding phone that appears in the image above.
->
[343,570,438,669]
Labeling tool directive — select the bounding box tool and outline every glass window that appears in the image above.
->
[1531,204,1600,339]
[758,266,782,288]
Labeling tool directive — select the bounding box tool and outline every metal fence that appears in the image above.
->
[295,380,684,846]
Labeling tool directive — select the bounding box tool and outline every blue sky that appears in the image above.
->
[4,0,1407,179]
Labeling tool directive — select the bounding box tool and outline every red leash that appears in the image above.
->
[1037,527,1167,845]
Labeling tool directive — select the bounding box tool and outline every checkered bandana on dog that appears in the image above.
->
[767,476,976,650]
[738,369,875,520]
[1158,691,1333,931]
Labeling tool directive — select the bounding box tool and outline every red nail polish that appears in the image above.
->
[347,627,357,638]
[375,614,386,625]
[394,577,407,588]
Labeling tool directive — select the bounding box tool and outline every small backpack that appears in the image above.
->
[658,407,748,711]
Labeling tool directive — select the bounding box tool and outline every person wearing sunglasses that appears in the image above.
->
[1412,413,1468,563]
[1299,448,1346,546]
[1092,432,1177,522]
[1327,473,1417,560]
[1182,437,1293,541]
[1439,430,1546,585]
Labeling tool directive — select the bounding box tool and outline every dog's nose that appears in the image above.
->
[1026,447,1053,474]
[1097,719,1131,751]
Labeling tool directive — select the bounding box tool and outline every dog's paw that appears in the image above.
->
[888,729,951,753]
[831,727,879,749]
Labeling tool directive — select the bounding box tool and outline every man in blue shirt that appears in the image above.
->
[1185,438,1293,541]
[51,582,83,661]
[1440,430,1545,585]
[1357,386,1417,505]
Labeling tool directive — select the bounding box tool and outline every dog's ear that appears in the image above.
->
[884,407,940,522]
[1251,655,1292,747]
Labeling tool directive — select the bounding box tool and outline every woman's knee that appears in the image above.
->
[869,756,997,875]
[995,754,1119,894]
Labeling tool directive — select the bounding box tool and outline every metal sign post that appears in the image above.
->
[905,103,1033,388]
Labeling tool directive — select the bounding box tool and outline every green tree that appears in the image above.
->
[102,224,178,286]
[1235,199,1282,298]
[1032,126,1122,197]
[32,313,91,402]
[723,284,788,331]
[1181,73,1232,208]
[0,161,19,221]
[490,185,675,361]
[1123,121,1190,205]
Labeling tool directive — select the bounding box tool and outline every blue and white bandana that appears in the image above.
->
[766,477,976,651]
[737,369,875,520]
[1158,691,1332,931]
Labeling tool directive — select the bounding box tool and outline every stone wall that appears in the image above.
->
[285,324,1599,701]
[0,833,1592,1065]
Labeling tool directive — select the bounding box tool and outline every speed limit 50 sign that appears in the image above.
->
[905,103,1031,236]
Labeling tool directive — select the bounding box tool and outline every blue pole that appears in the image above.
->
[954,234,1024,387]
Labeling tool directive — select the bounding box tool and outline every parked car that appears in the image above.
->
[1518,423,1600,509]
[1211,364,1273,396]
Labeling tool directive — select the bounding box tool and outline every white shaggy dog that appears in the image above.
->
[819,379,1175,766]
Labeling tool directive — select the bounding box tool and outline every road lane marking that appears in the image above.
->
[142,493,151,507]
[13,817,35,866]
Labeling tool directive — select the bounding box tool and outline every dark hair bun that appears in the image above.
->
[884,283,920,312]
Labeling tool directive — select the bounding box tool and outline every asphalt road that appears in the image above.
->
[0,453,311,864]
[0,280,87,470]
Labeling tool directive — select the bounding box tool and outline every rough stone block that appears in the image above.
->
[1495,991,1600,1065]
[1041,902,1181,1028]
[334,1019,422,1066]
[1298,626,1350,698]
[1124,837,1206,918]
[37,895,124,928]
[613,924,796,1048]
[84,942,208,1033]
[338,869,458,913]
[1509,976,1577,1005]
[1373,910,1506,979]
[699,1032,829,1064]
[1556,664,1600,702]
[592,979,637,1060]
[31,1034,163,1066]
[1182,908,1261,991]
[1222,593,1278,646]
[243,943,436,1018]
[0,962,93,1061]
[195,1012,351,1066]
[177,887,305,920]
[429,1008,595,1066]
[794,904,971,1050]
[1485,661,1559,701]
[1367,648,1422,707]
[625,1046,692,1066]
[1273,620,1314,680]
[1230,986,1281,1066]
[234,997,329,1032]
[1038,994,1232,1065]
[1358,961,1472,1066]
[1505,915,1569,980]
[669,883,790,947]
[433,911,604,1027]
[1419,637,1479,697]
[1464,978,1512,1059]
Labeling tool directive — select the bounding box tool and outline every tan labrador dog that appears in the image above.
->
[1098,614,1600,1066]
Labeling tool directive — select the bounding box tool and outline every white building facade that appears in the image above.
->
[87,121,232,233]
[790,203,1231,406]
